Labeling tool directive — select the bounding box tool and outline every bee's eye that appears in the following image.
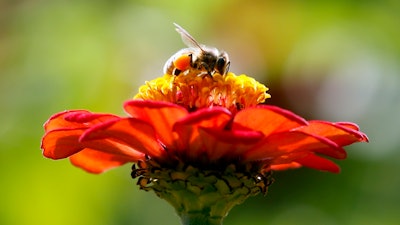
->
[173,54,192,71]
[216,57,229,75]
[217,57,226,68]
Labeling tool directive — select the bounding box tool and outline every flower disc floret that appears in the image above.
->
[134,72,270,113]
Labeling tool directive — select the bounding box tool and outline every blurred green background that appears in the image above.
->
[1,0,399,224]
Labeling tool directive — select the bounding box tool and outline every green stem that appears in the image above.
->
[179,213,222,225]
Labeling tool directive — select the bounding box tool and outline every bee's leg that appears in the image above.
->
[198,73,213,80]
[173,68,182,76]
[187,53,193,65]
[200,70,213,79]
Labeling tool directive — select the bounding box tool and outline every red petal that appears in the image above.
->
[42,127,144,161]
[41,128,85,159]
[44,110,118,131]
[41,111,121,159]
[270,162,302,171]
[244,130,346,162]
[69,149,134,174]
[175,107,232,128]
[294,153,341,173]
[335,122,360,131]
[81,138,145,160]
[124,100,188,147]
[199,127,263,161]
[173,107,232,156]
[80,118,164,158]
[297,121,369,146]
[233,106,308,136]
[44,110,87,131]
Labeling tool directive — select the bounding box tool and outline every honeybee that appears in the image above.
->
[163,23,230,77]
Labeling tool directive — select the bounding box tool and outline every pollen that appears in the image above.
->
[173,54,191,71]
[134,72,271,113]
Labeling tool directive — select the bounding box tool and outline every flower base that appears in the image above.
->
[132,158,273,225]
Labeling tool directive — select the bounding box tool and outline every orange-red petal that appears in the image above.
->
[294,153,341,173]
[44,110,87,131]
[173,107,232,157]
[80,138,144,159]
[243,130,345,162]
[69,148,134,174]
[42,100,368,174]
[124,100,188,148]
[41,111,120,159]
[44,110,119,131]
[297,121,369,145]
[233,106,307,136]
[270,162,302,171]
[198,127,263,161]
[80,118,164,158]
[42,128,86,159]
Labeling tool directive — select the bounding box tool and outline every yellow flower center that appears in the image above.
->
[134,72,270,113]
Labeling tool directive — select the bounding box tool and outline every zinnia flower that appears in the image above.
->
[41,72,368,225]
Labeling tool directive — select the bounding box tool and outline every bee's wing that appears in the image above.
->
[173,23,204,51]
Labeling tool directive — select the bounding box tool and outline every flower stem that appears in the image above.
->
[179,213,222,225]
